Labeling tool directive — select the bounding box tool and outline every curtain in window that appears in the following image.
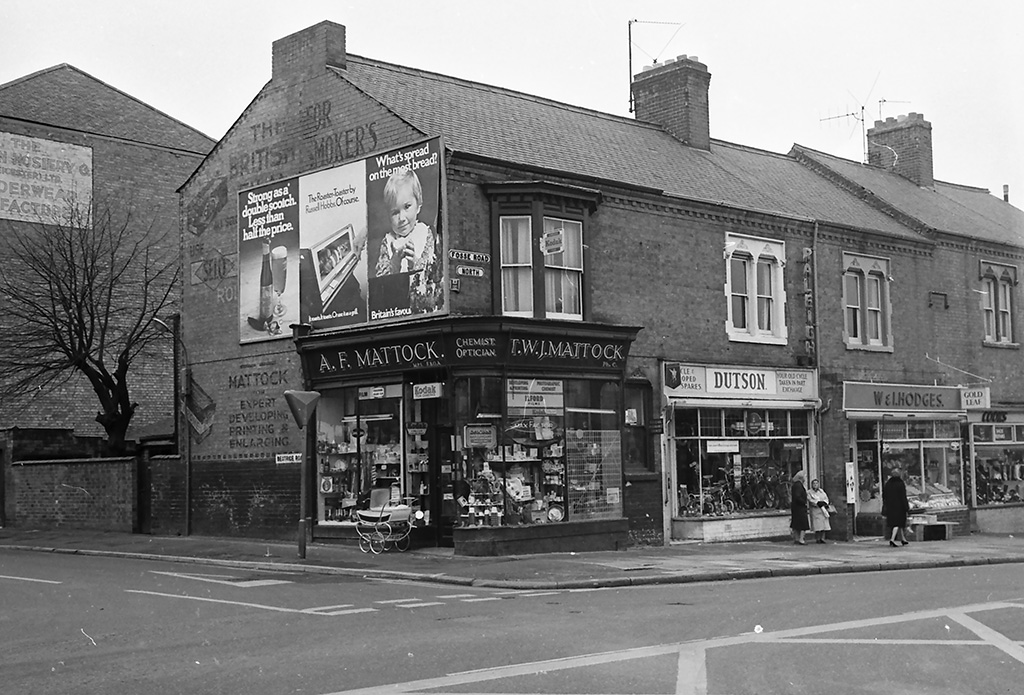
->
[500,217,533,314]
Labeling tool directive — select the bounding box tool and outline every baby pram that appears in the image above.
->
[355,488,417,554]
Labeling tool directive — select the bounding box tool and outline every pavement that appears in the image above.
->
[2,527,1023,590]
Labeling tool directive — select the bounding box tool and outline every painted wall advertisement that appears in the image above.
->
[0,132,92,223]
[237,137,446,343]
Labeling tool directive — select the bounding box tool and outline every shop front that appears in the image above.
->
[294,316,639,555]
[963,387,1024,533]
[844,382,968,536]
[663,362,819,542]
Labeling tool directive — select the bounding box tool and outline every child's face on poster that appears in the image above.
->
[389,182,421,238]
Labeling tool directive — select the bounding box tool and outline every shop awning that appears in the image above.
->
[669,398,820,410]
[843,409,966,421]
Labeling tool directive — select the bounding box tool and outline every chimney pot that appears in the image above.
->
[1003,184,1010,203]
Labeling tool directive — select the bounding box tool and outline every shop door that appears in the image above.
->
[429,426,455,547]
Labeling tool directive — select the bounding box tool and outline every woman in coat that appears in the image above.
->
[790,470,809,545]
[882,468,911,547]
[807,478,831,544]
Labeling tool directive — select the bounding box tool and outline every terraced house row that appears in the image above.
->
[3,21,1023,554]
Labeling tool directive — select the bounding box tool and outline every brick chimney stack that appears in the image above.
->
[632,55,711,150]
[272,21,346,83]
[867,112,933,188]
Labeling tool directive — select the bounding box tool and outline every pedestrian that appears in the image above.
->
[882,468,911,547]
[790,470,809,545]
[807,478,831,543]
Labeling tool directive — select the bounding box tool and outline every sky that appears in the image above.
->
[4,0,1023,206]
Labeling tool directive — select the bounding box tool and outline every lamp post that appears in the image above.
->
[154,315,191,536]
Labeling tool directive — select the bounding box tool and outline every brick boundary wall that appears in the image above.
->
[12,458,136,531]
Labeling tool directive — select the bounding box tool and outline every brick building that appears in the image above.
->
[0,65,215,528]
[176,21,1023,552]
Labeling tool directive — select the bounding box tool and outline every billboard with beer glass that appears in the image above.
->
[237,137,446,343]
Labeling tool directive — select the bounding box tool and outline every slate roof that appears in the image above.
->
[793,145,1024,249]
[337,56,924,241]
[0,64,215,154]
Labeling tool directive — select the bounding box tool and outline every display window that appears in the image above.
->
[316,384,411,525]
[855,419,964,514]
[671,407,809,517]
[453,375,623,527]
[971,422,1024,506]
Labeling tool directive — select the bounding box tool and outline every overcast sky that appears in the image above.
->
[4,0,1022,206]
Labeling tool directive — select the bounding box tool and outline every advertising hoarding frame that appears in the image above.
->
[236,136,448,344]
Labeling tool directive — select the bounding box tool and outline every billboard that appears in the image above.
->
[0,132,92,223]
[237,137,445,343]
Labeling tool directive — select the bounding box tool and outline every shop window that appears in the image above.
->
[725,233,787,345]
[315,385,406,525]
[788,411,810,437]
[699,408,723,437]
[858,420,965,513]
[624,381,653,473]
[972,421,1024,506]
[843,252,892,351]
[768,410,789,437]
[454,375,502,422]
[675,408,698,437]
[979,261,1017,345]
[670,407,810,517]
[565,379,622,520]
[487,182,599,321]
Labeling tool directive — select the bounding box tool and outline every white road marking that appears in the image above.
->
[460,597,501,603]
[125,589,376,616]
[150,570,291,588]
[374,598,421,604]
[435,593,476,599]
[318,599,1024,695]
[396,602,445,608]
[0,574,62,584]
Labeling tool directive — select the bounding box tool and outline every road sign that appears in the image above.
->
[284,390,321,429]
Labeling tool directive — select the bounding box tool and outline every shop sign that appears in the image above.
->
[464,424,496,448]
[994,426,1014,442]
[407,422,428,436]
[664,363,817,400]
[446,334,504,365]
[508,336,630,370]
[745,411,764,435]
[845,461,857,498]
[449,249,490,264]
[706,440,739,453]
[508,380,564,415]
[962,387,990,409]
[649,420,664,435]
[358,385,386,400]
[508,378,562,394]
[315,336,445,378]
[275,453,302,464]
[412,382,443,399]
[843,382,962,412]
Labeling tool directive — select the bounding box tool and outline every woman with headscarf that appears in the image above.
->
[882,468,911,547]
[807,478,831,544]
[790,470,809,545]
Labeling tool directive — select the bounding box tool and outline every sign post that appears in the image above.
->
[284,390,321,559]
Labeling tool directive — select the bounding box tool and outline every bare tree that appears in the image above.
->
[0,193,179,454]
